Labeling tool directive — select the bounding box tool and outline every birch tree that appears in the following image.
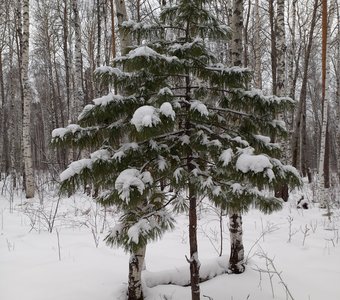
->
[228,0,245,275]
[115,0,131,55]
[21,0,35,198]
[71,0,84,121]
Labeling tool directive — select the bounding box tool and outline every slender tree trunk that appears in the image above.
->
[231,0,243,67]
[228,211,245,273]
[291,0,318,173]
[273,0,289,202]
[336,1,340,178]
[228,0,245,275]
[21,0,34,198]
[0,49,9,175]
[188,180,200,299]
[62,0,71,122]
[128,245,146,300]
[319,0,334,206]
[72,0,84,121]
[288,0,297,99]
[115,0,131,55]
[253,0,262,89]
[110,0,116,60]
[96,0,102,68]
[243,0,250,67]
[269,0,277,95]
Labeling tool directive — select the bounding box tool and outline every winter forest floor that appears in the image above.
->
[1,180,340,300]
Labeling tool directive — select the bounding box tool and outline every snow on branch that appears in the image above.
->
[115,169,153,202]
[52,124,81,140]
[60,159,93,182]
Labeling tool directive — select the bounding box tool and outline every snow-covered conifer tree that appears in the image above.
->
[52,0,301,299]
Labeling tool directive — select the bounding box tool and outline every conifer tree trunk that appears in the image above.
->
[336,1,340,178]
[228,0,245,275]
[21,0,35,198]
[128,245,146,300]
[318,0,334,207]
[188,179,200,299]
[186,69,200,298]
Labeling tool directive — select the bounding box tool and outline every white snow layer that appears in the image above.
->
[52,124,81,139]
[219,149,233,166]
[131,103,175,131]
[93,93,124,106]
[131,106,161,131]
[127,46,158,59]
[60,159,93,182]
[159,102,175,120]
[236,153,272,174]
[190,100,209,116]
[127,219,152,244]
[144,256,228,287]
[115,169,153,202]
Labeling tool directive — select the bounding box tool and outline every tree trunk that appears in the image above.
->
[188,181,200,300]
[291,0,318,174]
[21,0,34,198]
[228,212,245,273]
[110,0,117,60]
[128,245,146,300]
[318,0,334,207]
[72,0,84,121]
[274,0,289,202]
[230,0,243,67]
[62,0,71,122]
[253,0,262,89]
[228,0,245,275]
[115,0,131,55]
[268,0,277,95]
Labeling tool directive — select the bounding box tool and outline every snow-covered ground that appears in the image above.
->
[1,183,340,300]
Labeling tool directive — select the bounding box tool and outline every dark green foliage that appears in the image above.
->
[52,0,301,253]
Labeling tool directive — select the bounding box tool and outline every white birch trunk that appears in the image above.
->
[115,0,131,55]
[228,211,245,273]
[288,0,297,98]
[253,0,262,89]
[230,0,243,67]
[228,0,245,275]
[22,0,34,198]
[128,245,146,300]
[72,0,84,121]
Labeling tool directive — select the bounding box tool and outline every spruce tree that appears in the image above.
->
[52,1,301,299]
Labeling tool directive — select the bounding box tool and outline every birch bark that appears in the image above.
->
[115,0,131,55]
[128,245,146,300]
[72,0,84,121]
[228,0,245,275]
[253,0,262,89]
[22,0,34,198]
